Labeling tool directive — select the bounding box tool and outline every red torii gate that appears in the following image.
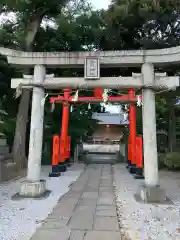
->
[49,88,143,178]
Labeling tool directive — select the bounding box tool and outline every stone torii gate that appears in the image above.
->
[0,47,180,202]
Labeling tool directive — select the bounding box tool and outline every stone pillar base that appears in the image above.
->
[134,168,144,179]
[19,179,46,197]
[49,165,61,177]
[126,160,131,169]
[59,163,67,172]
[129,164,137,174]
[135,184,167,203]
[66,158,71,167]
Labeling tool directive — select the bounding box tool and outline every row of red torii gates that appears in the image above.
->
[49,87,143,178]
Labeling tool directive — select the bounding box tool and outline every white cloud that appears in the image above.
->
[0,12,16,25]
[90,0,110,10]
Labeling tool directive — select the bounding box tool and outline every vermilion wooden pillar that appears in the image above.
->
[59,88,71,172]
[128,88,137,173]
[134,135,144,179]
[49,135,61,177]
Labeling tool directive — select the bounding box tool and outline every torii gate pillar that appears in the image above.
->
[137,63,166,202]
[20,65,47,197]
[128,88,137,172]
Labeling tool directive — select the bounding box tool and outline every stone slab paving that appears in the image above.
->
[29,163,180,240]
[113,164,180,240]
[30,164,125,240]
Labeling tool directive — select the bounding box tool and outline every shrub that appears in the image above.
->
[164,152,180,169]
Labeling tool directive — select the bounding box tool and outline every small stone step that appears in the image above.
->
[84,153,117,164]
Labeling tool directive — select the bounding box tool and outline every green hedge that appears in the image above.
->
[164,152,180,170]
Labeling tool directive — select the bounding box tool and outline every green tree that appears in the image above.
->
[0,0,92,169]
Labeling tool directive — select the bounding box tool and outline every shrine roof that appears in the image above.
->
[92,112,128,125]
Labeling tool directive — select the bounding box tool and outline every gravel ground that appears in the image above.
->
[0,164,84,240]
[113,164,180,240]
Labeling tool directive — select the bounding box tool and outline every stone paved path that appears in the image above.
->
[30,164,124,240]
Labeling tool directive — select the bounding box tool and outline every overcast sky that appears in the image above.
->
[0,0,111,22]
[90,0,110,9]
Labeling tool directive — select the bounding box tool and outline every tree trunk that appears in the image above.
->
[168,92,176,152]
[12,17,42,170]
[12,90,30,169]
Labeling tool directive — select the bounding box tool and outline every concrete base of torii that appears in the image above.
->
[19,180,47,198]
[135,184,167,203]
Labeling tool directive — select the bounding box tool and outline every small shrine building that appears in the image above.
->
[91,112,128,142]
